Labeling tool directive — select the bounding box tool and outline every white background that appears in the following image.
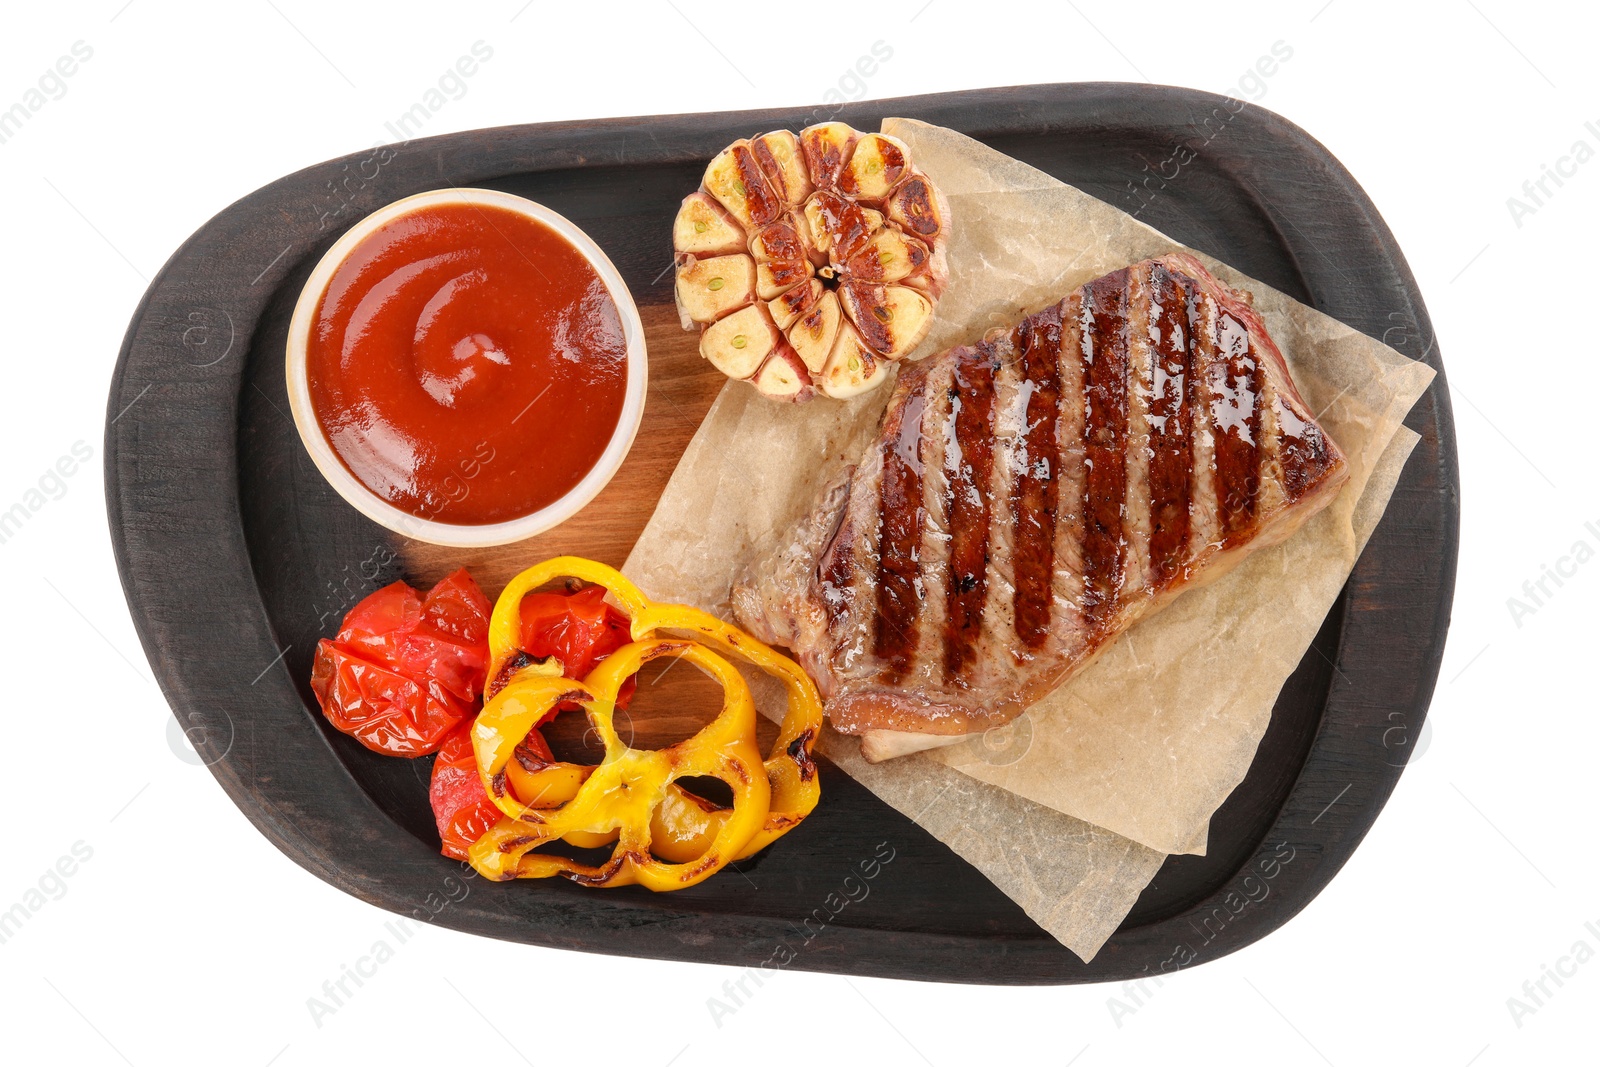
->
[2,2,1595,1064]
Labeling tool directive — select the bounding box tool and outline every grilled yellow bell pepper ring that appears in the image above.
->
[469,638,769,890]
[469,557,825,890]
[628,600,822,858]
[484,556,652,698]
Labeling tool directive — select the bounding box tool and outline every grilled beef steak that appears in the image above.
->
[733,254,1349,761]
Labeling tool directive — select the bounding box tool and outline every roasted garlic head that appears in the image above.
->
[673,124,949,402]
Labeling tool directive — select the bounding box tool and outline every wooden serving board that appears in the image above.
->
[105,84,1458,984]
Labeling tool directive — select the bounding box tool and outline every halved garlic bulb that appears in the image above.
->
[672,123,949,402]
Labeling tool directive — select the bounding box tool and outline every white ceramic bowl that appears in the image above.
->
[285,188,647,548]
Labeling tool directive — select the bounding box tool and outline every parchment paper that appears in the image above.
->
[625,119,1433,959]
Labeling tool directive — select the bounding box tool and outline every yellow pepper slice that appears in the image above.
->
[498,732,724,858]
[470,557,824,889]
[485,556,651,698]
[629,601,822,859]
[469,638,769,890]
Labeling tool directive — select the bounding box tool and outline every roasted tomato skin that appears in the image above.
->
[517,585,636,719]
[310,569,491,756]
[429,725,555,860]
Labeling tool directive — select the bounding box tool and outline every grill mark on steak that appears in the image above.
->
[1147,263,1196,587]
[869,369,931,683]
[1123,269,1157,600]
[1210,307,1263,545]
[1255,377,1293,520]
[1081,269,1131,630]
[817,482,857,636]
[942,342,999,681]
[909,356,958,683]
[1052,293,1090,630]
[981,338,1026,670]
[1184,281,1222,563]
[1012,306,1064,650]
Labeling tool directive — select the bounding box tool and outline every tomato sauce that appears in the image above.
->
[306,201,628,525]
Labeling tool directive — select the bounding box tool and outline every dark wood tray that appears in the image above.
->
[104,83,1458,984]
